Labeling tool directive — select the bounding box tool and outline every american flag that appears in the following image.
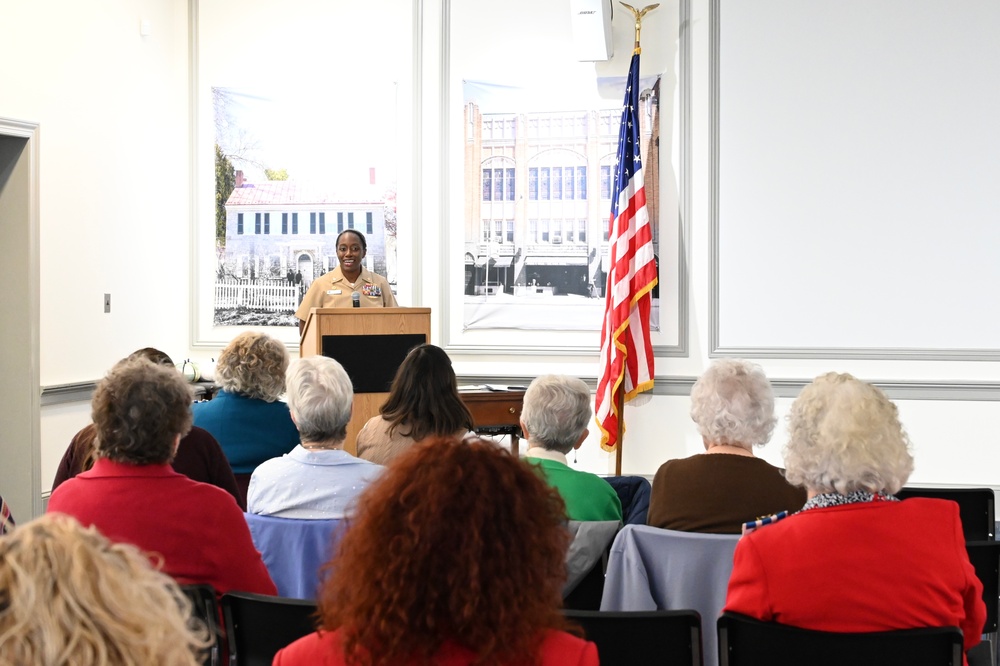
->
[596,51,658,453]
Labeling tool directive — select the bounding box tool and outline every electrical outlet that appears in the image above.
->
[104,293,111,313]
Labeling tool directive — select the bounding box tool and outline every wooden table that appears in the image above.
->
[460,389,525,456]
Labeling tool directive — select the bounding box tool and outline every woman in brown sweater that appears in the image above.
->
[647,359,806,534]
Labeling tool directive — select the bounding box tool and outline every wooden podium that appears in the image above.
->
[300,307,431,455]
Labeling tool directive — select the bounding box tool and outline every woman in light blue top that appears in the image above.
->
[248,355,383,519]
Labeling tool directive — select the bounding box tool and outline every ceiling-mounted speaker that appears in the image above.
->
[570,0,614,62]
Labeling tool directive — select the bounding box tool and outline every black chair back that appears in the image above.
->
[179,584,221,666]
[717,612,963,666]
[221,591,318,666]
[967,540,1000,634]
[564,609,702,666]
[896,487,995,541]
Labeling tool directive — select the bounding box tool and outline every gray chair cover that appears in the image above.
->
[601,524,740,666]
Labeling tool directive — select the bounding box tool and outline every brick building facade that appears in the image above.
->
[463,81,660,298]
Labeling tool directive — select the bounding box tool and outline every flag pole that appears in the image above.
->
[620,2,660,54]
[615,389,624,475]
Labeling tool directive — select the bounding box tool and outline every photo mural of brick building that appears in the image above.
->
[221,173,390,286]
[463,80,660,300]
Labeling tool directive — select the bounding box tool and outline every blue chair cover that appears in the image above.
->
[244,513,344,600]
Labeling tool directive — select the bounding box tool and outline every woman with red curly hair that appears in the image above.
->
[273,437,598,666]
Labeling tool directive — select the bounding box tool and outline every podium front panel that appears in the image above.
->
[321,333,426,394]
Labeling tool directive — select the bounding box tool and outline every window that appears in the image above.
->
[237,213,243,235]
[348,212,355,229]
[255,213,261,234]
[494,219,503,242]
[541,218,550,242]
[318,212,326,234]
[483,169,492,201]
[540,168,550,200]
[577,166,587,199]
[281,213,288,234]
[604,217,611,242]
[528,168,538,200]
[601,165,612,200]
[529,219,537,243]
[505,168,515,201]
[291,212,298,234]
[366,212,373,234]
[552,167,562,200]
[564,167,574,200]
[578,219,587,243]
[263,213,270,234]
[310,212,317,234]
[482,219,490,241]
[493,168,503,201]
[506,219,514,243]
[337,212,344,233]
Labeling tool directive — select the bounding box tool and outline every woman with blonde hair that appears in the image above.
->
[0,513,210,665]
[725,372,985,663]
[192,331,299,502]
[274,437,598,665]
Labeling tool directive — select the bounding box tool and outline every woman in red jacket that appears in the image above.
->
[724,372,985,662]
[274,437,598,666]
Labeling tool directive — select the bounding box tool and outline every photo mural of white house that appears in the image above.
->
[215,173,391,326]
[211,86,398,327]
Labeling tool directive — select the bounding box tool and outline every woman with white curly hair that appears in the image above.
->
[725,372,985,663]
[647,359,805,533]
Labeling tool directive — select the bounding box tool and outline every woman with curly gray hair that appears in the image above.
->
[647,359,805,533]
[725,372,986,662]
[192,331,300,504]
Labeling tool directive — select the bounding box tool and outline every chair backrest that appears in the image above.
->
[600,525,739,666]
[244,512,344,600]
[896,487,995,540]
[221,591,318,666]
[602,475,652,525]
[717,612,963,666]
[563,520,621,610]
[179,584,221,666]
[966,540,1000,634]
[565,609,702,666]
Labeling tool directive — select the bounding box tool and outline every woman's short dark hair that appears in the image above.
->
[92,357,193,465]
[335,229,367,251]
[317,437,572,665]
[379,344,473,441]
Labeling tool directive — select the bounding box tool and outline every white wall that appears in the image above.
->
[5,0,1000,515]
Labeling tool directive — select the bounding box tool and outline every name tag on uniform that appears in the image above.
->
[328,290,342,295]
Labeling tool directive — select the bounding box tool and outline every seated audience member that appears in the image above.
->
[647,359,806,533]
[0,513,210,665]
[522,375,622,522]
[0,493,13,535]
[356,344,474,465]
[52,347,245,509]
[273,438,598,666]
[725,372,985,661]
[47,357,276,596]
[248,356,384,519]
[192,331,299,504]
